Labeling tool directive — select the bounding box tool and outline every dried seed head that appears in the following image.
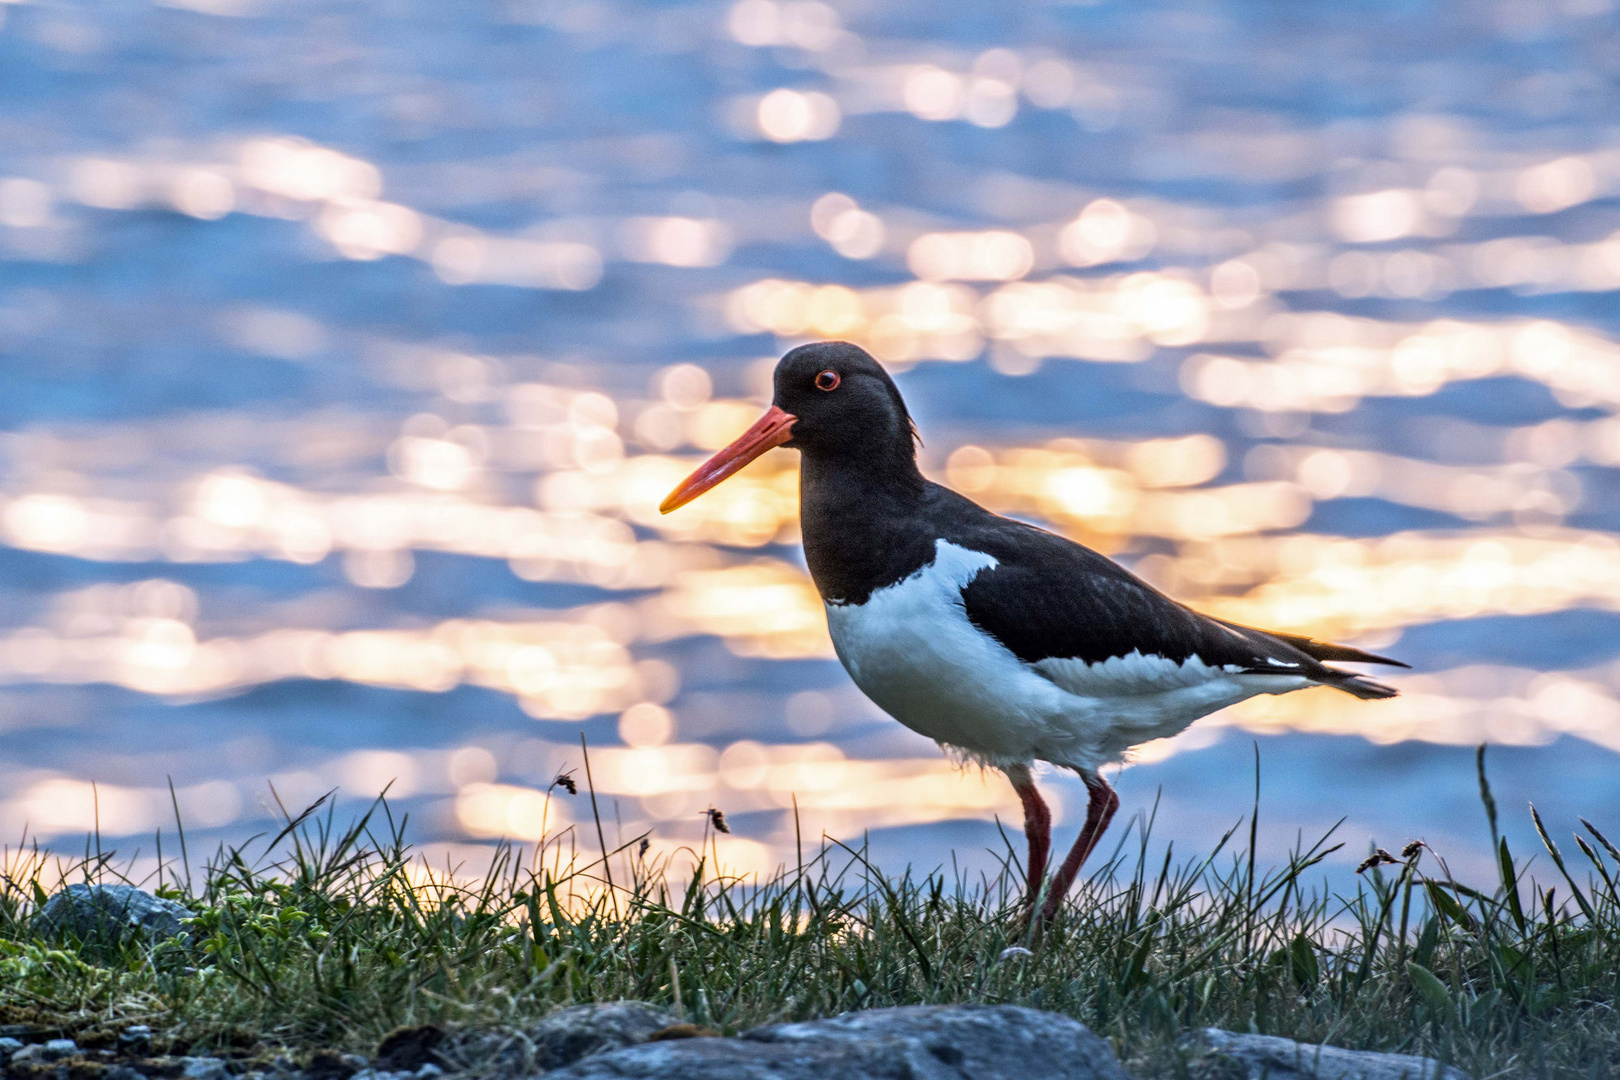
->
[638,837,650,858]
[552,772,578,795]
[706,807,731,834]
[1355,849,1401,874]
[1400,840,1424,860]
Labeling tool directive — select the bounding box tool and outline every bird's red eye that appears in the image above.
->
[815,370,840,391]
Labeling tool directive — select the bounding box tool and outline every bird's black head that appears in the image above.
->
[660,340,918,513]
[772,341,916,461]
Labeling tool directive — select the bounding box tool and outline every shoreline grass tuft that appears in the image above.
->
[1,748,1617,1078]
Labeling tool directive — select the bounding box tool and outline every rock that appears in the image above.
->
[547,1004,1131,1080]
[1195,1029,1472,1080]
[0,1038,22,1058]
[180,1057,231,1080]
[11,1040,83,1066]
[43,1040,80,1060]
[375,1026,445,1072]
[643,1025,717,1042]
[520,1003,677,1072]
[36,885,191,947]
[305,1051,359,1080]
[118,1027,154,1057]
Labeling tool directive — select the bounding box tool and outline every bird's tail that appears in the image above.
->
[1323,669,1400,700]
[1226,620,1409,668]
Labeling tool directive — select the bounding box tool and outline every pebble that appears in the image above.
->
[44,1040,80,1060]
[181,1056,231,1080]
[414,1067,441,1079]
[0,1038,23,1057]
[119,1026,154,1056]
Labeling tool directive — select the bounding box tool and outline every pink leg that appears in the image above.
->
[1040,774,1119,924]
[1007,764,1051,913]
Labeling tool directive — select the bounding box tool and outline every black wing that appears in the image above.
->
[947,508,1400,700]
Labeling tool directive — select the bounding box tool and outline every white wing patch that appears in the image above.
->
[1036,650,1247,697]
[827,538,998,610]
[928,537,999,586]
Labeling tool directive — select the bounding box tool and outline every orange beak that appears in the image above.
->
[659,405,797,514]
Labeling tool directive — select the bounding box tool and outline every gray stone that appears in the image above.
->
[514,1002,677,1072]
[36,885,192,946]
[43,1039,79,1060]
[11,1044,46,1065]
[547,1004,1130,1080]
[106,1066,148,1080]
[119,1026,154,1056]
[1195,1029,1472,1080]
[180,1056,231,1080]
[0,1038,23,1057]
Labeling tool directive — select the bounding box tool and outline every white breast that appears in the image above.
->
[825,539,1059,766]
[823,539,1312,772]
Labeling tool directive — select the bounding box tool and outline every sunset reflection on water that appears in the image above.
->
[1,0,1618,885]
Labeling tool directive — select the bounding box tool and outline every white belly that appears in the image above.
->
[823,539,1310,772]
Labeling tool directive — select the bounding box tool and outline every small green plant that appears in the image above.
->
[0,746,1614,1078]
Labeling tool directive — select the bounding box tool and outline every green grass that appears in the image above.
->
[1,747,1617,1078]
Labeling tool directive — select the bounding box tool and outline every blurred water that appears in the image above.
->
[1,0,1618,890]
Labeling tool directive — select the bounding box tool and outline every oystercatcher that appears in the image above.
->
[661,341,1405,924]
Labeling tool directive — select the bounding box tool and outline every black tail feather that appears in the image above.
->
[1222,619,1409,668]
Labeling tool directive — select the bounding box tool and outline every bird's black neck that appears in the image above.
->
[798,450,937,606]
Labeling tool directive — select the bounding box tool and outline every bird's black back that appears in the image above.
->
[801,473,1401,698]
